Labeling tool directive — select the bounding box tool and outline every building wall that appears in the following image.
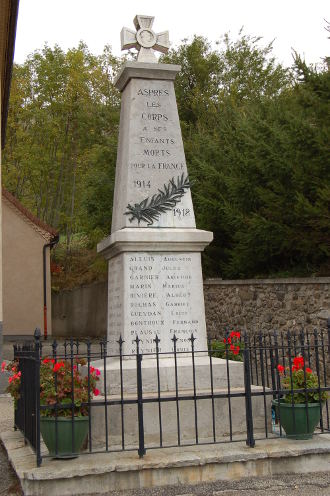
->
[51,277,330,338]
[2,200,52,335]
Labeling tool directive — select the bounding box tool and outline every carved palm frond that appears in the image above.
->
[125,173,191,226]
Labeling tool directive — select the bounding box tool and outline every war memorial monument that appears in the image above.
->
[92,15,265,446]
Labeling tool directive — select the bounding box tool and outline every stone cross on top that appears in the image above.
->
[120,15,170,63]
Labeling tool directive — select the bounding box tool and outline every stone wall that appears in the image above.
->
[204,278,330,338]
[52,277,330,338]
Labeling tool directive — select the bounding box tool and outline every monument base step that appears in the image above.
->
[90,386,271,448]
[91,355,245,395]
[2,429,330,496]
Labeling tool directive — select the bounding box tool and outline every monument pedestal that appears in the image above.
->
[98,228,213,355]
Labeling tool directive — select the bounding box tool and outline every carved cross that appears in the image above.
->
[120,15,170,63]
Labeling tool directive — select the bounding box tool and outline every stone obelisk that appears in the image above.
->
[97,15,213,356]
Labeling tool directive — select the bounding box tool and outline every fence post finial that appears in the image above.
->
[34,328,41,340]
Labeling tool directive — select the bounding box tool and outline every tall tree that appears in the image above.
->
[3,43,121,252]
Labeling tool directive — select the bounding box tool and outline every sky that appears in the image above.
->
[14,0,329,67]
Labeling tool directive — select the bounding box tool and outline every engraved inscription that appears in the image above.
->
[108,256,123,350]
[120,79,196,228]
[123,253,206,355]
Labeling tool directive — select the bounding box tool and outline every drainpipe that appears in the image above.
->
[43,235,59,340]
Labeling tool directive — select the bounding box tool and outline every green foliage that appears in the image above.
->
[210,340,243,362]
[282,369,328,405]
[210,331,243,362]
[3,32,329,286]
[51,234,107,291]
[1,361,21,407]
[278,357,328,404]
[40,358,100,417]
[2,358,101,414]
[3,43,120,248]
[163,33,329,278]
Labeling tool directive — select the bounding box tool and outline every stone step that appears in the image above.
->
[91,356,245,395]
[90,385,271,447]
[2,429,330,496]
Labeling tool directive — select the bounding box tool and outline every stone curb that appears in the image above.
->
[1,429,330,495]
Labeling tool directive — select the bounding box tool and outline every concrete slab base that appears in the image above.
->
[2,429,330,496]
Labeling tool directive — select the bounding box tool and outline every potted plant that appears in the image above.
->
[273,356,327,439]
[2,358,100,458]
[1,360,21,406]
[210,331,243,362]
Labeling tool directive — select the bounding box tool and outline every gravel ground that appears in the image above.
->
[72,473,330,496]
[0,442,22,496]
[0,395,23,495]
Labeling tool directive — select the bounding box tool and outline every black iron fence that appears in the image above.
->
[14,341,40,457]
[12,322,330,467]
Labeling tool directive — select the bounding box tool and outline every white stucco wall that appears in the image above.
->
[2,199,52,335]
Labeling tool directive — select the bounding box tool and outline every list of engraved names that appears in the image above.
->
[126,252,205,354]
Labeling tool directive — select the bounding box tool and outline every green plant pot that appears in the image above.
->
[40,416,89,458]
[272,399,321,440]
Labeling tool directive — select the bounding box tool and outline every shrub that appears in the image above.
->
[277,356,328,404]
[210,331,243,362]
[1,358,101,415]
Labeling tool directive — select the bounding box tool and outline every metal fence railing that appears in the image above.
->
[14,340,41,463]
[12,321,330,467]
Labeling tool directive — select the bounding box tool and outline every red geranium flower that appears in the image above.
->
[292,357,304,370]
[230,331,241,340]
[53,362,65,373]
[277,364,285,375]
[93,388,100,397]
